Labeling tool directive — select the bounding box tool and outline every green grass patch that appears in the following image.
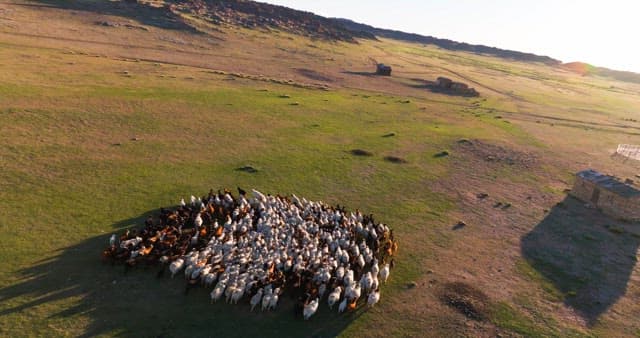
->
[516,259,564,302]
[490,302,550,338]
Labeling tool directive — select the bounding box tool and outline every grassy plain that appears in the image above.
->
[1,1,640,337]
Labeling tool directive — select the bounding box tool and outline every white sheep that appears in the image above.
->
[203,272,218,287]
[250,288,263,311]
[262,287,273,311]
[303,298,319,320]
[328,286,342,309]
[269,288,280,310]
[210,282,226,303]
[338,298,348,313]
[318,283,327,299]
[367,289,380,307]
[380,263,390,284]
[169,258,184,278]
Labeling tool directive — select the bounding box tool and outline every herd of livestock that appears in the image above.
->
[102,188,398,319]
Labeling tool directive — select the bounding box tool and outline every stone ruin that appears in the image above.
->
[571,169,640,221]
[376,64,392,76]
[428,77,479,97]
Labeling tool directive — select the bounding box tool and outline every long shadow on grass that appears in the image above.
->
[521,195,640,326]
[29,0,199,33]
[0,209,362,337]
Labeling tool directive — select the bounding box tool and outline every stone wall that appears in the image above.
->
[570,177,596,203]
[571,177,640,221]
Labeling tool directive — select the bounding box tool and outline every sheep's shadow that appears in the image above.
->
[0,208,364,337]
[520,195,640,326]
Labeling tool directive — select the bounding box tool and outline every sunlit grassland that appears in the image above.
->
[0,39,536,337]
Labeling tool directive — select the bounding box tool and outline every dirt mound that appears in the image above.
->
[384,156,407,163]
[439,282,490,321]
[455,139,536,168]
[351,149,373,156]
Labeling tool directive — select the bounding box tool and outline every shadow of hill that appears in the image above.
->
[31,0,199,33]
[0,209,360,337]
[521,195,640,325]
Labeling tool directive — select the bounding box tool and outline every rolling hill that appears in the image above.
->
[1,0,640,337]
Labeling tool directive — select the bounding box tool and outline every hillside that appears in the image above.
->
[563,62,640,84]
[1,1,640,337]
[334,18,561,65]
[168,0,375,41]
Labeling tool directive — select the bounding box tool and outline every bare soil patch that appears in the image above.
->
[455,139,537,168]
[439,282,490,321]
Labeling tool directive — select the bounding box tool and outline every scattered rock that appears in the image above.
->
[112,143,122,146]
[434,151,449,158]
[278,94,291,98]
[131,137,140,141]
[407,281,418,289]
[235,166,258,173]
[384,156,407,164]
[453,221,467,230]
[289,102,300,106]
[477,193,489,199]
[493,202,502,208]
[382,132,396,138]
[350,149,373,157]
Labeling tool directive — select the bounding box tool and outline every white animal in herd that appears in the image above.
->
[338,298,348,313]
[262,287,273,311]
[210,282,225,303]
[367,289,380,308]
[169,258,185,278]
[380,264,390,284]
[304,298,319,320]
[194,213,203,228]
[250,288,263,311]
[328,286,342,309]
[269,288,280,310]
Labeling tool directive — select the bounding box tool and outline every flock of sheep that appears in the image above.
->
[103,188,397,319]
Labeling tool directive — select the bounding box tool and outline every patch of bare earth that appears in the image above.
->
[418,138,591,335]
